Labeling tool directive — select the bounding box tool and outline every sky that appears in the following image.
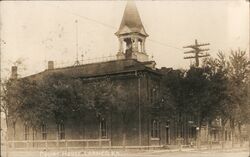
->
[0,0,249,79]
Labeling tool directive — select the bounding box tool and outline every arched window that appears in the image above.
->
[100,118,107,139]
[57,122,65,140]
[41,124,47,140]
[24,123,29,140]
[138,39,142,52]
[151,119,160,138]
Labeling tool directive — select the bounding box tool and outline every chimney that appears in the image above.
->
[48,61,54,70]
[11,66,18,79]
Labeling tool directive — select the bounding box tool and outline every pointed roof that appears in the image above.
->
[115,1,148,37]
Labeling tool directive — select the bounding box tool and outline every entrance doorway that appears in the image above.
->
[165,121,170,145]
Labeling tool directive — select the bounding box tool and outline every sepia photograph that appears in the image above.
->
[0,0,249,157]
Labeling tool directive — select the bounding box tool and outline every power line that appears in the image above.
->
[148,39,183,51]
[44,4,183,52]
[55,5,116,29]
[183,39,210,67]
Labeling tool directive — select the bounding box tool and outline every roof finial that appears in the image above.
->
[115,0,148,37]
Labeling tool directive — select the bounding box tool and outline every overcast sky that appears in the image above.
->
[0,0,249,78]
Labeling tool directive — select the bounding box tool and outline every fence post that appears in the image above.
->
[65,140,68,153]
[12,141,15,149]
[57,139,59,151]
[109,140,111,150]
[45,140,48,152]
[26,141,29,150]
[82,140,85,151]
[99,139,101,148]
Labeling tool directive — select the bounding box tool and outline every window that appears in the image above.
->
[228,131,231,141]
[165,121,170,144]
[190,127,196,139]
[138,40,142,52]
[211,130,218,141]
[150,88,153,103]
[13,122,16,140]
[150,88,158,104]
[178,124,184,138]
[24,123,29,140]
[225,130,228,141]
[41,124,47,140]
[100,118,107,138]
[166,121,170,128]
[151,119,160,138]
[58,123,65,140]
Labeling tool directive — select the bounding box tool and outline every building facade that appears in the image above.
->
[8,1,172,149]
[8,1,238,150]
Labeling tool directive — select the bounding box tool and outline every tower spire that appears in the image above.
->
[115,1,148,37]
[115,1,149,62]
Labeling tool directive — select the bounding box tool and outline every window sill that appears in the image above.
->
[101,136,108,139]
[150,138,160,140]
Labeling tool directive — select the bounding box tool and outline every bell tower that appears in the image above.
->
[115,1,149,62]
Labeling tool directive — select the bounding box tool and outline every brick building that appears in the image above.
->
[7,1,175,149]
[8,1,242,150]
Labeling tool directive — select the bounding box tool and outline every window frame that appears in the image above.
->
[41,124,47,140]
[57,122,65,140]
[151,119,160,139]
[24,123,29,141]
[100,118,107,139]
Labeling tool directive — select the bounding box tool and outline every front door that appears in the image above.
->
[165,121,170,145]
[166,127,170,145]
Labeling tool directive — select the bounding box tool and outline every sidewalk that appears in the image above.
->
[2,144,250,157]
[118,144,249,155]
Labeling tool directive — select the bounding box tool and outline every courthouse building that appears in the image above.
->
[8,1,201,149]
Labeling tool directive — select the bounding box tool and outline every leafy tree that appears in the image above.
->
[2,73,87,131]
[2,77,51,146]
[2,79,25,140]
[38,73,85,124]
[84,79,114,119]
[161,69,184,119]
[80,78,115,139]
[227,50,249,145]
[202,53,232,148]
[111,84,132,146]
[202,49,249,147]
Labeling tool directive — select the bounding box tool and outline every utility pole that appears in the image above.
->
[183,39,210,67]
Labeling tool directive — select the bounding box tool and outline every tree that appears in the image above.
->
[38,73,84,124]
[2,73,89,138]
[202,49,249,147]
[82,78,115,140]
[84,79,114,118]
[2,79,24,141]
[202,53,232,148]
[111,84,135,147]
[161,70,183,117]
[227,49,249,146]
